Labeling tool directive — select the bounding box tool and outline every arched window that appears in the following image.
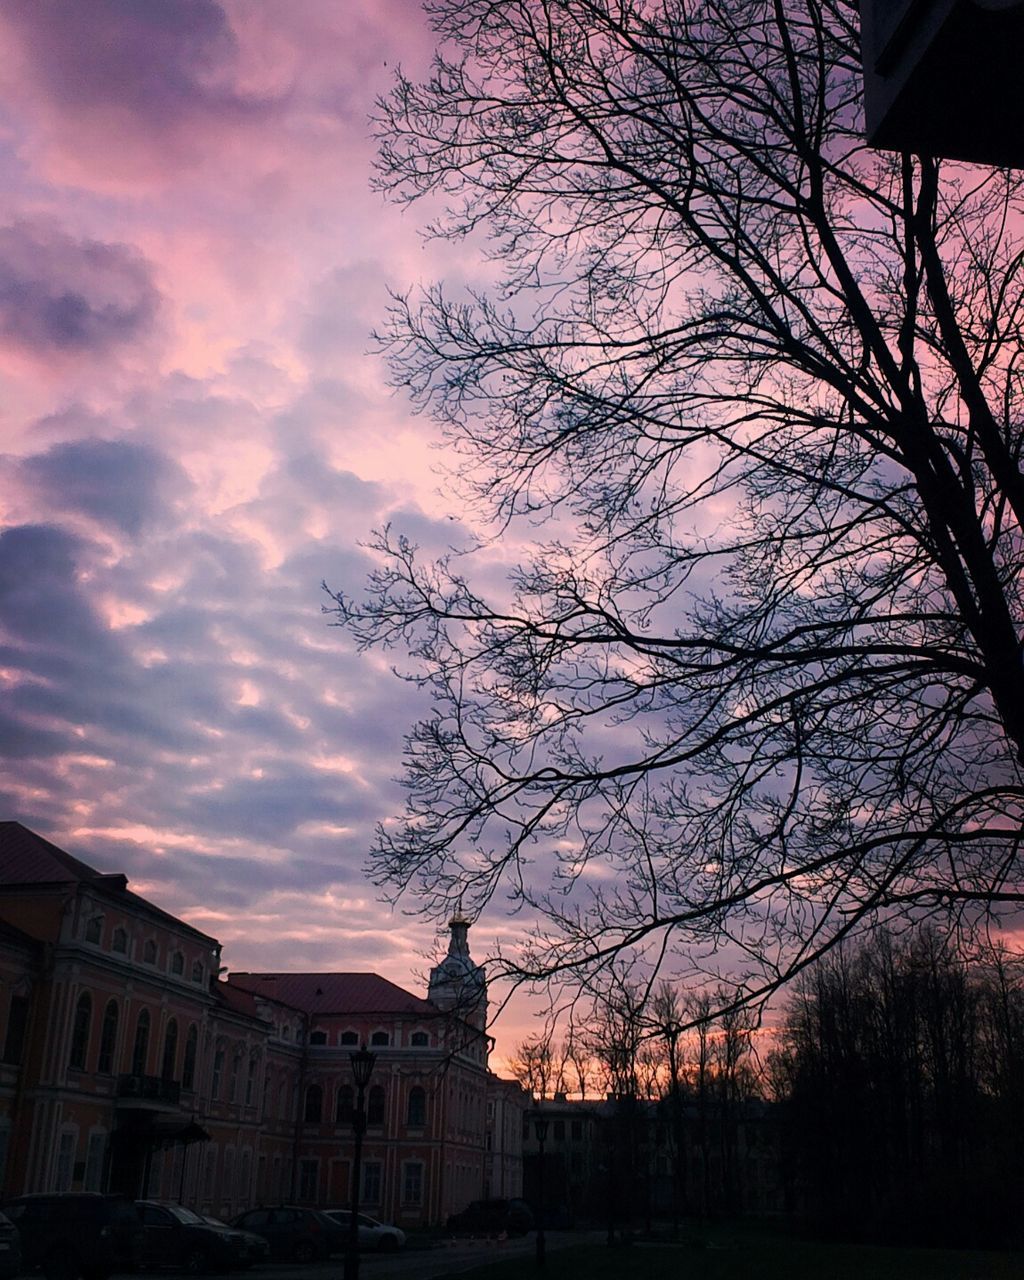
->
[171,951,184,975]
[131,1009,150,1076]
[85,916,102,944]
[69,993,91,1071]
[143,939,157,964]
[212,1047,225,1099]
[335,1084,354,1124]
[246,1056,257,1106]
[97,999,119,1074]
[229,1050,242,1102]
[182,1023,198,1090]
[112,927,127,954]
[367,1084,385,1127]
[370,1031,389,1047]
[407,1086,426,1127]
[309,1030,327,1045]
[161,1018,178,1081]
[410,1031,429,1047]
[192,960,204,984]
[340,1031,358,1046]
[304,1084,323,1123]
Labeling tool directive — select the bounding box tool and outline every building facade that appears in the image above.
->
[0,822,524,1226]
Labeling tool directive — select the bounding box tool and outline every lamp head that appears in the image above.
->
[350,1044,376,1088]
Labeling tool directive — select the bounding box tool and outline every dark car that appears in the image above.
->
[3,1193,144,1280]
[230,1208,340,1263]
[0,1210,22,1280]
[446,1198,534,1237]
[198,1217,269,1269]
[136,1201,248,1274]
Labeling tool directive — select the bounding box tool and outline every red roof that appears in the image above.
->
[0,820,105,883]
[227,971,438,1017]
[0,821,217,944]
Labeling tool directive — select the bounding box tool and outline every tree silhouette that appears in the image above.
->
[331,0,1024,1017]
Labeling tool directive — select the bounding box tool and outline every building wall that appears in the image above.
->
[0,833,523,1227]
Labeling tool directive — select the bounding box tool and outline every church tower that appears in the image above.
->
[427,916,487,1030]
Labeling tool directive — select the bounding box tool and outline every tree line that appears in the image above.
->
[509,925,1024,1244]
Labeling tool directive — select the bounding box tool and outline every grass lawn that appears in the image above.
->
[434,1224,1023,1280]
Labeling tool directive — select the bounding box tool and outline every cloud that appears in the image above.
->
[19,438,190,536]
[0,0,274,139]
[0,524,109,649]
[0,221,158,356]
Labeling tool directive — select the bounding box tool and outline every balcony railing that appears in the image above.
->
[116,1073,181,1105]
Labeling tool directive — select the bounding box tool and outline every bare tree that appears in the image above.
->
[331,0,1024,1018]
[508,1032,556,1099]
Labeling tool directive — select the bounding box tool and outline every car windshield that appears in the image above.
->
[166,1205,205,1225]
[202,1216,229,1228]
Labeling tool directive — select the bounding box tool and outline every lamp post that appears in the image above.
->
[343,1045,376,1280]
[533,1105,548,1269]
[663,1021,681,1239]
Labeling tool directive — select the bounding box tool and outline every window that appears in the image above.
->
[112,927,127,954]
[402,1161,424,1205]
[212,1048,224,1099]
[84,1131,106,1191]
[299,1159,318,1202]
[340,1031,358,1046]
[2,996,29,1065]
[367,1084,385,1126]
[85,916,102,944]
[182,1024,198,1090]
[553,1120,565,1141]
[571,1120,582,1141]
[161,1018,178,1081]
[192,960,204,983]
[335,1084,354,1124]
[370,1030,389,1047]
[246,1057,257,1106]
[407,1086,426,1127]
[131,1009,150,1076]
[143,939,157,964]
[97,1000,119,1074]
[56,1132,75,1192]
[69,993,91,1071]
[309,1030,327,1045]
[171,951,184,976]
[229,1050,242,1102]
[304,1084,323,1123]
[361,1161,382,1204]
[410,1031,429,1047]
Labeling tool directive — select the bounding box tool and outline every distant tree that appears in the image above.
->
[776,925,1024,1245]
[333,0,1024,1016]
[509,1031,556,1099]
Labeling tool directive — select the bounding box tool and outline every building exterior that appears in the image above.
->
[0,821,524,1226]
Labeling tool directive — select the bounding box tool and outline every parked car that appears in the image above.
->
[321,1210,405,1253]
[198,1217,269,1269]
[0,1210,22,1280]
[446,1198,534,1237]
[2,1193,144,1280]
[136,1201,249,1273]
[230,1208,340,1262]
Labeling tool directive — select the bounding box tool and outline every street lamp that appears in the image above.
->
[662,1021,682,1239]
[533,1105,548,1269]
[343,1045,376,1280]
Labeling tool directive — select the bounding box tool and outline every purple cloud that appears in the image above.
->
[0,222,158,355]
[1,0,258,123]
[19,438,189,536]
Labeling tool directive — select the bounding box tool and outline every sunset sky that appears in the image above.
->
[0,0,536,1060]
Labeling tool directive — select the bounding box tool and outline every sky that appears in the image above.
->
[0,0,537,1062]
